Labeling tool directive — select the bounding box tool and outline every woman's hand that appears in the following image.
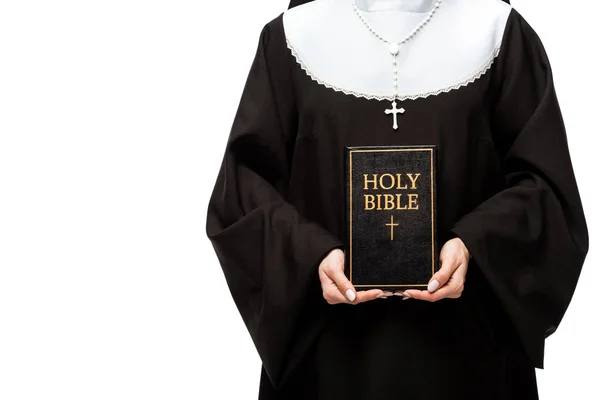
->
[318,248,385,305]
[397,237,471,301]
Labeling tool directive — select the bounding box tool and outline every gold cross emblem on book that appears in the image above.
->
[385,215,399,240]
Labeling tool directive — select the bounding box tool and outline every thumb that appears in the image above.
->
[427,257,457,293]
[329,268,357,302]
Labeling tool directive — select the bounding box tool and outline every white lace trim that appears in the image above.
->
[286,38,501,101]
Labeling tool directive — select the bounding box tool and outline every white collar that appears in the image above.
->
[283,0,511,101]
[354,0,438,13]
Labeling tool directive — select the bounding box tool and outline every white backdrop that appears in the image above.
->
[0,0,597,399]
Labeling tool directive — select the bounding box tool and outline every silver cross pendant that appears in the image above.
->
[384,100,405,131]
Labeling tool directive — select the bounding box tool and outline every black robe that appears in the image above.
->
[205,4,589,399]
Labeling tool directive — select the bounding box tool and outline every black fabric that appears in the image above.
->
[288,0,511,9]
[449,5,589,371]
[205,16,346,388]
[206,6,588,400]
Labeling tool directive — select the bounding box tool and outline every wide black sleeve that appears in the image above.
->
[205,19,345,388]
[449,9,589,369]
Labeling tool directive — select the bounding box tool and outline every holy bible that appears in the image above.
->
[344,145,439,290]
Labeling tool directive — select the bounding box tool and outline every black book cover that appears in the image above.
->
[344,145,439,290]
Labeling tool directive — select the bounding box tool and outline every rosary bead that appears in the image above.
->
[352,0,442,102]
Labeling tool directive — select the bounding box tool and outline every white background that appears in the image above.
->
[0,0,597,399]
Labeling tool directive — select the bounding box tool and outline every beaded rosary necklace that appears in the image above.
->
[352,0,442,130]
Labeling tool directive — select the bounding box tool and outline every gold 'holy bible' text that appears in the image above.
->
[363,173,420,210]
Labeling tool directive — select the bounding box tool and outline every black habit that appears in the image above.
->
[206,0,589,398]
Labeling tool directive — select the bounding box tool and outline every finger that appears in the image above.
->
[438,261,468,293]
[375,290,393,299]
[322,285,351,305]
[428,256,462,293]
[376,291,394,299]
[422,282,461,301]
[319,266,350,305]
[403,288,452,302]
[318,266,335,286]
[405,269,466,302]
[431,283,463,299]
[402,288,435,301]
[328,268,357,302]
[355,289,385,303]
[452,261,469,282]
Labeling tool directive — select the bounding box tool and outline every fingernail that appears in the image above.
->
[402,292,411,300]
[383,291,393,296]
[345,289,356,302]
[376,292,385,298]
[393,291,404,296]
[428,279,440,292]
